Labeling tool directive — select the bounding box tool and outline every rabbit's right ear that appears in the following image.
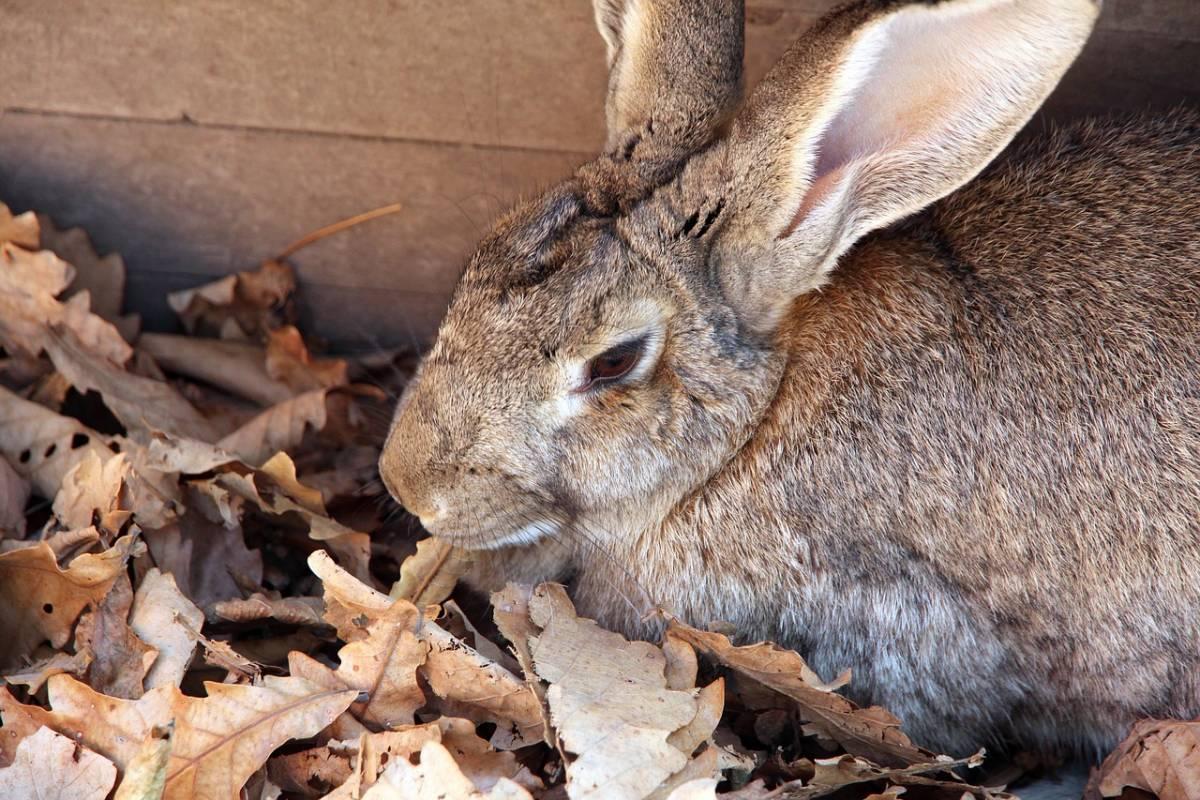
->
[585,1,744,210]
[691,0,1099,335]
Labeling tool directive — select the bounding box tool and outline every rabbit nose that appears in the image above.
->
[378,452,444,524]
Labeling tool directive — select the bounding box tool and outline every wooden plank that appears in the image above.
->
[3,1,1196,155]
[0,0,609,153]
[0,112,583,346]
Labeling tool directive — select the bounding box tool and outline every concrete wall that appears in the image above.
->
[2,1,1197,349]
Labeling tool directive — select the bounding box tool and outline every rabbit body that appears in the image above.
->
[562,114,1200,756]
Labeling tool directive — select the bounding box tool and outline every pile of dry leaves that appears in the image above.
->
[0,203,1189,800]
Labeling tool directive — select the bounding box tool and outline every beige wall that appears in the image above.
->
[2,1,1197,349]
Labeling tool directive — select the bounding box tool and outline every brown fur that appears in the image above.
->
[380,0,1200,755]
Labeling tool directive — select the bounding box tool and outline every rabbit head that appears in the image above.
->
[380,0,1098,553]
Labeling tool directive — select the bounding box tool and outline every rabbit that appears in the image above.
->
[379,0,1200,757]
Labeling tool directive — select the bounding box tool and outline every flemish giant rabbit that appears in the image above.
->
[380,0,1200,755]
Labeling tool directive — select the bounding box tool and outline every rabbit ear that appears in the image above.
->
[695,0,1098,334]
[587,0,743,207]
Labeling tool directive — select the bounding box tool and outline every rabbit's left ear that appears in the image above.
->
[587,0,744,205]
[692,0,1099,335]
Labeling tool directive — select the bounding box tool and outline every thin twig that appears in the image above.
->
[274,202,404,260]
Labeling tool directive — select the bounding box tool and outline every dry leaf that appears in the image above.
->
[211,452,372,583]
[168,259,296,340]
[0,533,139,669]
[217,388,332,466]
[0,725,117,800]
[0,383,121,499]
[528,584,708,800]
[140,332,295,406]
[392,536,473,607]
[113,723,174,800]
[44,326,220,442]
[212,593,327,628]
[444,599,516,671]
[0,203,38,248]
[1093,718,1200,798]
[753,753,997,800]
[0,455,29,537]
[436,717,544,793]
[52,448,131,533]
[268,744,354,797]
[266,326,349,393]
[361,740,534,800]
[309,550,395,642]
[4,648,91,692]
[0,241,131,364]
[129,567,205,689]
[422,619,547,750]
[667,623,931,768]
[36,212,132,332]
[0,685,56,766]
[38,672,357,798]
[74,573,158,698]
[287,613,428,730]
[664,778,720,800]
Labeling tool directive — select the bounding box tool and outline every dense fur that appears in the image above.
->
[381,0,1200,756]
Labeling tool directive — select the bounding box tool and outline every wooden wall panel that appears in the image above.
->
[1,0,1197,348]
[0,114,581,347]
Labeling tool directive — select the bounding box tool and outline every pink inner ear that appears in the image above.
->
[783,163,847,239]
[777,3,1020,240]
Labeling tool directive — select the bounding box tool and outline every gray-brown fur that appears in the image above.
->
[381,0,1199,756]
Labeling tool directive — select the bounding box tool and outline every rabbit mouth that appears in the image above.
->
[428,516,563,551]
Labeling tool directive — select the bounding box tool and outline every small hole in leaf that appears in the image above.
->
[43,443,57,458]
[70,433,89,450]
[43,603,54,614]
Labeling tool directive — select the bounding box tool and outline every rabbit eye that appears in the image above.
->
[581,337,646,390]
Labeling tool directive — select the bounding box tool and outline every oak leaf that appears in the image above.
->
[36,212,134,335]
[422,619,547,750]
[167,259,295,340]
[287,613,428,729]
[392,536,473,607]
[310,552,545,749]
[266,325,349,393]
[139,332,295,406]
[129,567,205,690]
[40,672,357,799]
[0,533,139,669]
[217,389,331,466]
[666,623,932,768]
[267,743,354,797]
[527,584,710,800]
[211,592,327,628]
[0,725,117,800]
[0,685,56,766]
[1094,718,1200,799]
[0,455,29,537]
[0,203,38,248]
[360,740,534,800]
[0,383,123,499]
[0,241,132,365]
[44,326,220,442]
[52,448,132,533]
[113,723,174,800]
[74,573,158,698]
[4,649,91,692]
